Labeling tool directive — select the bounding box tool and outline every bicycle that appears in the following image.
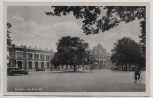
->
[133,74,142,83]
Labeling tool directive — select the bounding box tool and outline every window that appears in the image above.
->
[16,52,23,59]
[28,61,32,69]
[35,62,38,69]
[34,54,39,60]
[41,62,44,69]
[40,54,45,60]
[27,53,33,60]
[46,55,50,60]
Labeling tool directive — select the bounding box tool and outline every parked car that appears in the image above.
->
[7,67,28,75]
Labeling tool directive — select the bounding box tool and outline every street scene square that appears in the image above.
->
[5,2,149,96]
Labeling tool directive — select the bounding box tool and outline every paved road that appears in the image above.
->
[7,69,145,92]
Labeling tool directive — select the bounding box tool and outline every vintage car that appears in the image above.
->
[7,67,28,75]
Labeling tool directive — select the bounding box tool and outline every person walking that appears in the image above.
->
[134,66,141,83]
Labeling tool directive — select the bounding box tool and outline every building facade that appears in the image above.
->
[8,44,113,71]
[91,44,113,69]
[8,44,54,71]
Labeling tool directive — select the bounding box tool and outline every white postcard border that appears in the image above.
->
[3,1,150,96]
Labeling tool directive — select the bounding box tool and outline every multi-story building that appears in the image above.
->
[8,44,113,71]
[91,44,113,69]
[9,44,54,71]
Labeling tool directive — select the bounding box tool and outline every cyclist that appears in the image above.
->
[134,66,141,82]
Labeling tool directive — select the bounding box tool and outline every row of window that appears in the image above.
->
[28,61,50,69]
[16,52,51,60]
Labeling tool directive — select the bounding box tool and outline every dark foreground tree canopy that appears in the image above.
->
[7,23,12,50]
[51,36,95,71]
[46,6,146,55]
[46,6,146,70]
[46,6,145,34]
[111,37,145,70]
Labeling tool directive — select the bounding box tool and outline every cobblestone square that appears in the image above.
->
[7,69,145,92]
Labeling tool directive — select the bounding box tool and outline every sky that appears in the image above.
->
[7,6,141,53]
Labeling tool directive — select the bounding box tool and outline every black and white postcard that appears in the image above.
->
[3,1,150,96]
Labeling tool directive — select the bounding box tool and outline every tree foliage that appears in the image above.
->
[111,37,145,69]
[46,6,145,34]
[46,6,146,55]
[7,23,12,50]
[139,20,146,54]
[46,6,146,69]
[51,36,94,71]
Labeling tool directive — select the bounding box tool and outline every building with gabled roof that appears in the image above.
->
[91,44,113,69]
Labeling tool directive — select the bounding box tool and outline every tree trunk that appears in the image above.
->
[83,65,84,71]
[90,64,92,72]
[125,64,127,71]
[73,65,77,72]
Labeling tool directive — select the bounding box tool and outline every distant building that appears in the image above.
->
[91,44,113,69]
[8,44,54,71]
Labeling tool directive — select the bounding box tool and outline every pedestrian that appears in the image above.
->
[134,66,141,82]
